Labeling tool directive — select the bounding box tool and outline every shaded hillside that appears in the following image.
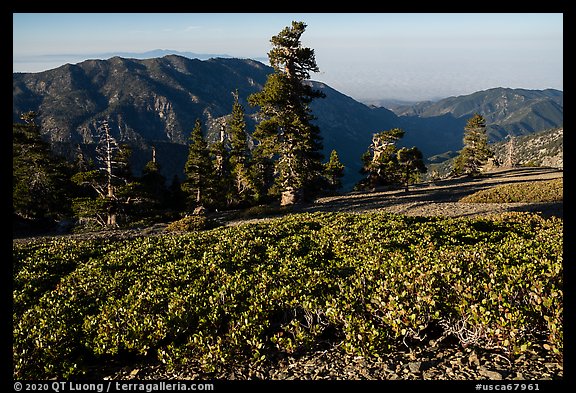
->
[490,127,563,168]
[13,55,272,145]
[13,57,562,190]
[13,55,400,189]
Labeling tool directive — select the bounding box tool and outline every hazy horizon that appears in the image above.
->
[13,13,563,102]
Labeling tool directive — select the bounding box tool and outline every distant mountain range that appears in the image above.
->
[15,49,233,63]
[14,49,269,73]
[390,87,563,140]
[13,55,563,189]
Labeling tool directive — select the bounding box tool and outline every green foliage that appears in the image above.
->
[460,179,563,203]
[13,113,73,221]
[397,146,427,191]
[247,145,276,203]
[323,150,345,193]
[164,215,219,232]
[453,114,493,177]
[248,21,325,205]
[236,204,294,219]
[13,211,562,379]
[182,119,217,211]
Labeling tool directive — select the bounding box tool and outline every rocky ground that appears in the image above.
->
[91,339,562,381]
[14,167,564,380]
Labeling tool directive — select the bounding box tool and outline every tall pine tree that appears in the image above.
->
[182,119,216,211]
[227,91,255,206]
[249,21,325,205]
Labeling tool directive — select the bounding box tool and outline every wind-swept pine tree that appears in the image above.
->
[249,21,325,205]
[357,128,405,190]
[182,119,216,211]
[452,114,493,177]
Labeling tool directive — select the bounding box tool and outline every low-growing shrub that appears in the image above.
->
[460,178,563,203]
[237,204,293,219]
[164,215,219,232]
[13,211,563,379]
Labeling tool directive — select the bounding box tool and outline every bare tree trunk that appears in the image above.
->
[102,122,115,198]
[107,212,117,226]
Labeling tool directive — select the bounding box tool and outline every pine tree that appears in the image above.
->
[211,134,235,209]
[248,21,325,206]
[323,150,345,193]
[229,90,250,166]
[13,111,73,222]
[182,119,216,211]
[452,114,493,177]
[397,147,427,192]
[248,144,275,204]
[139,146,168,211]
[228,90,255,205]
[357,128,405,190]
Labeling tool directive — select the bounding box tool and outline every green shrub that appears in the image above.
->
[164,215,219,232]
[13,211,563,379]
[460,178,563,203]
[237,204,293,219]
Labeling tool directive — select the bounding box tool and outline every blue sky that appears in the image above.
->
[13,13,563,102]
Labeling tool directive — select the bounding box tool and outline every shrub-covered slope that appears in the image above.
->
[13,211,562,379]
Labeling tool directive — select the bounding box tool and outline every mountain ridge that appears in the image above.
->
[390,87,563,140]
[13,55,562,189]
[13,55,402,188]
